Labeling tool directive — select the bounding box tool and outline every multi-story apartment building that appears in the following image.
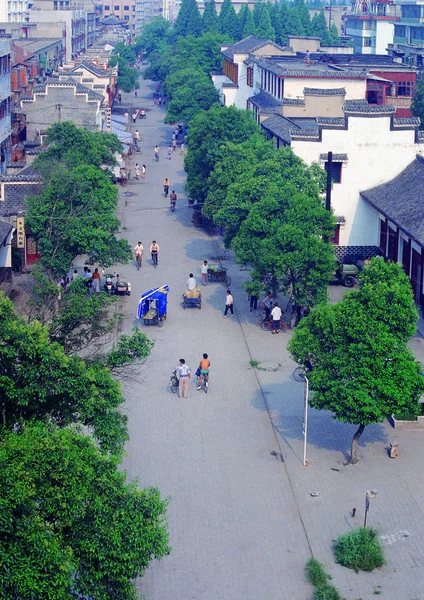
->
[101,0,137,33]
[388,0,424,67]
[0,35,12,175]
[29,7,87,60]
[135,0,178,28]
[0,0,29,22]
[343,0,400,54]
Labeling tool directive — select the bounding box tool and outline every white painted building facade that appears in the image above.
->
[0,0,29,22]
[290,104,424,247]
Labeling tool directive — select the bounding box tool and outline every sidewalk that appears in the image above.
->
[116,77,424,600]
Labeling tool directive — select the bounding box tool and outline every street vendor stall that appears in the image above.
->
[137,285,169,326]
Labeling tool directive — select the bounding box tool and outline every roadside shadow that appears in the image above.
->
[250,380,388,461]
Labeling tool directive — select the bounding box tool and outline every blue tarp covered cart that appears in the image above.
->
[137,285,169,327]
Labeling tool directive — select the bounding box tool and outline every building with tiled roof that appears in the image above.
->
[58,61,117,106]
[20,78,103,138]
[361,154,424,303]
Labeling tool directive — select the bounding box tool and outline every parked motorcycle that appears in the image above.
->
[114,274,131,296]
[104,273,115,294]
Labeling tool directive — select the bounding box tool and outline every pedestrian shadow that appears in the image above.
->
[249,380,388,462]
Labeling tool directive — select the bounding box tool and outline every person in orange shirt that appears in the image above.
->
[197,353,210,390]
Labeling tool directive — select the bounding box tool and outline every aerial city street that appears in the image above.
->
[1,0,424,599]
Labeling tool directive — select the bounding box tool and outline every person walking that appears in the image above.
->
[134,90,138,98]
[142,164,146,179]
[249,293,258,312]
[262,292,273,320]
[176,358,191,398]
[201,260,208,286]
[224,290,234,318]
[92,268,101,293]
[180,142,185,156]
[118,93,122,103]
[132,112,137,124]
[140,109,146,119]
[271,302,282,334]
[163,178,170,197]
[197,353,210,391]
[172,138,177,152]
[167,145,172,160]
[170,190,177,210]
[154,145,160,162]
[134,130,140,143]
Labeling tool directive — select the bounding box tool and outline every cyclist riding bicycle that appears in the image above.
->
[197,353,210,391]
[170,190,177,211]
[134,241,144,268]
[163,178,170,197]
[150,240,160,265]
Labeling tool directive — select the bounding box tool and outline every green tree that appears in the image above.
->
[269,2,284,44]
[243,7,257,37]
[294,0,312,35]
[109,55,140,92]
[288,258,424,464]
[174,0,196,36]
[113,40,137,64]
[328,22,340,45]
[311,11,330,44]
[255,5,275,40]
[26,164,131,275]
[219,0,239,39]
[35,121,122,171]
[165,75,219,123]
[412,75,424,129]
[144,41,173,81]
[202,0,220,33]
[253,0,264,27]
[170,33,228,75]
[0,294,131,455]
[208,142,335,315]
[279,1,289,44]
[187,2,204,37]
[0,422,170,599]
[285,5,305,36]
[134,16,170,55]
[185,105,258,203]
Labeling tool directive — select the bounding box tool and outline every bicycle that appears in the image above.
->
[169,370,179,393]
[151,252,158,267]
[135,254,142,270]
[197,372,209,394]
[256,314,289,333]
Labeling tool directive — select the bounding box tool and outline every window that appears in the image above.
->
[124,5,129,9]
[114,5,119,10]
[247,66,253,87]
[330,225,340,245]
[124,14,129,19]
[325,161,342,184]
[363,37,372,47]
[104,4,110,8]
[397,81,415,96]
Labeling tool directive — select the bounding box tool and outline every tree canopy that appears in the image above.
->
[412,74,424,129]
[288,258,424,463]
[184,104,258,202]
[0,422,170,599]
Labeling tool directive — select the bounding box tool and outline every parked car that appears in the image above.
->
[330,263,360,287]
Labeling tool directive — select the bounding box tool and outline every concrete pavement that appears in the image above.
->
[114,76,424,600]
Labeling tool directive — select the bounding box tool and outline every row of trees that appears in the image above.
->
[1,123,170,597]
[173,0,339,47]
[109,41,140,92]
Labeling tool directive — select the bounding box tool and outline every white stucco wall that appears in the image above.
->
[0,228,14,268]
[284,77,367,100]
[291,115,424,246]
[376,21,394,55]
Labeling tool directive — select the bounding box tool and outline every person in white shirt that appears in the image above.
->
[271,302,282,334]
[201,260,208,286]
[186,273,196,290]
[134,241,144,267]
[224,290,234,317]
[175,358,191,398]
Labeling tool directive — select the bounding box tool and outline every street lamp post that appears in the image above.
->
[364,490,378,527]
[302,375,309,467]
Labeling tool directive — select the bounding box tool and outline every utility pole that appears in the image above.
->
[55,103,62,122]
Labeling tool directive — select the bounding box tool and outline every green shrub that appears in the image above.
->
[334,527,384,573]
[314,584,342,600]
[306,558,331,588]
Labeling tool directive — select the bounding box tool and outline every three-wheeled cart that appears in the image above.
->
[137,285,169,326]
[207,265,231,287]
[183,289,201,309]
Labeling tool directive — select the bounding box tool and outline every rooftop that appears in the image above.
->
[304,87,346,96]
[254,56,367,78]
[26,78,104,102]
[361,154,424,247]
[261,114,318,144]
[248,91,282,113]
[222,35,287,61]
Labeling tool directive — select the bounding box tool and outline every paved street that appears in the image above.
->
[114,74,424,600]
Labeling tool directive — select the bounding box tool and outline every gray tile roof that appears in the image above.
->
[343,101,395,114]
[222,82,238,88]
[261,114,318,144]
[393,117,420,127]
[282,98,305,106]
[316,117,345,126]
[361,154,424,246]
[304,87,346,96]
[25,78,104,103]
[0,220,13,244]
[254,57,367,79]
[248,91,282,113]
[222,35,284,61]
